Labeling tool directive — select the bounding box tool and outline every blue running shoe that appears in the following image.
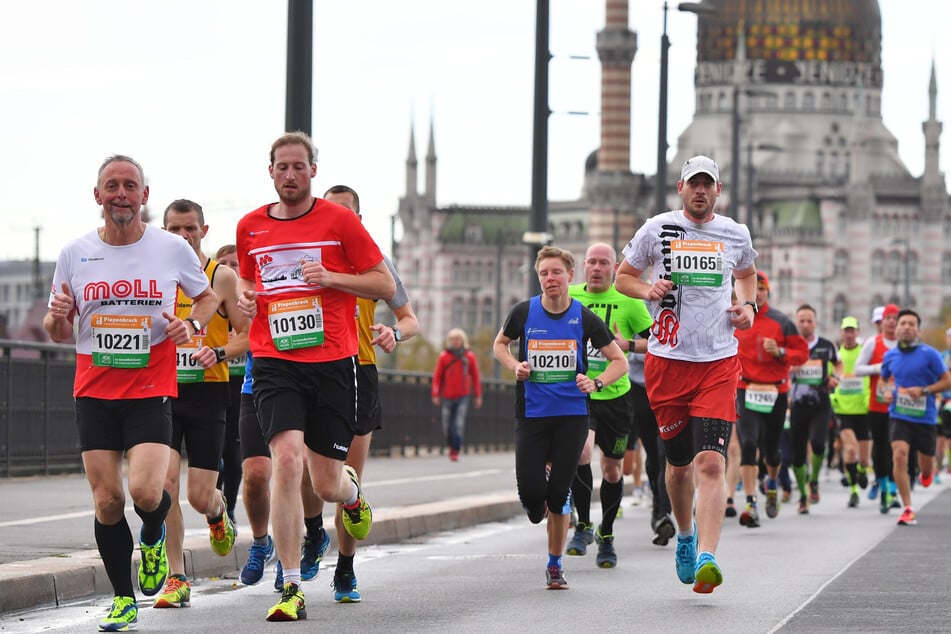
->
[241,535,276,586]
[868,480,879,501]
[274,559,284,593]
[301,529,330,581]
[675,523,697,584]
[693,552,723,594]
[333,571,361,603]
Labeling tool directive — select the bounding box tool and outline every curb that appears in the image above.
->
[0,491,522,615]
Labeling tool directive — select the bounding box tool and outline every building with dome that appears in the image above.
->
[394,0,950,348]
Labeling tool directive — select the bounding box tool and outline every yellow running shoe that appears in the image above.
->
[208,494,236,556]
[98,595,137,632]
[137,525,168,597]
[266,582,306,621]
[153,574,191,608]
[340,465,372,540]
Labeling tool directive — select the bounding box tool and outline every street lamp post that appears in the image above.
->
[529,0,550,297]
[655,2,717,215]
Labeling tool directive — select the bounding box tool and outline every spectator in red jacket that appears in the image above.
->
[432,328,483,461]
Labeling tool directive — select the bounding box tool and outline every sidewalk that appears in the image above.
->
[0,451,530,615]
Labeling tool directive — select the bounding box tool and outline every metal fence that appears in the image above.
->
[0,340,516,478]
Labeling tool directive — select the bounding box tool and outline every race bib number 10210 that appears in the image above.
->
[527,339,577,383]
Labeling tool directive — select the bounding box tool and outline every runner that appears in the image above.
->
[734,273,809,525]
[44,155,217,632]
[787,305,840,515]
[880,310,951,526]
[565,242,651,568]
[616,155,758,593]
[854,304,901,513]
[494,245,628,589]
[235,132,395,621]
[831,316,871,508]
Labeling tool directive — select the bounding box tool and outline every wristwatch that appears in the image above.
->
[392,327,403,342]
[743,300,758,315]
[185,317,202,335]
[593,378,604,392]
[214,346,228,363]
[923,385,931,395]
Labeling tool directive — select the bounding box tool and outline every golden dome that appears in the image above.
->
[697,0,881,68]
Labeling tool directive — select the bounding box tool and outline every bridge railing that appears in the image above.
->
[0,340,516,477]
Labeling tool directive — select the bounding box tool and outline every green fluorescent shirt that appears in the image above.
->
[568,283,652,400]
[832,343,869,415]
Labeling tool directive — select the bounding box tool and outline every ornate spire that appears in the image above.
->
[425,114,436,206]
[405,121,418,200]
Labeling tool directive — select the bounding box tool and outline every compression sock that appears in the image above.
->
[792,465,808,498]
[336,553,355,575]
[598,478,624,536]
[305,514,324,540]
[846,462,859,486]
[134,489,171,545]
[96,517,135,598]
[809,453,824,483]
[571,464,593,526]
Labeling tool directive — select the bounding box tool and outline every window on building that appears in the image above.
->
[821,92,832,110]
[833,250,849,277]
[942,253,951,283]
[778,269,792,301]
[885,250,902,283]
[870,293,885,310]
[870,249,884,280]
[482,298,493,328]
[907,251,918,281]
[833,294,848,325]
[466,296,478,329]
[803,92,815,111]
[464,223,483,243]
[717,91,727,111]
[784,91,796,110]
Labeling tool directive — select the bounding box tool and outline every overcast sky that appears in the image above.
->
[2,1,948,262]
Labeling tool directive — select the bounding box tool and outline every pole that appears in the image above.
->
[745,141,754,240]
[730,85,740,221]
[33,226,42,300]
[528,0,550,297]
[655,2,670,214]
[494,234,504,379]
[285,0,313,134]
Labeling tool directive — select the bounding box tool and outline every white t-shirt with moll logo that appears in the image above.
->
[50,225,208,399]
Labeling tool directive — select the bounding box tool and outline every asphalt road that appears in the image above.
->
[2,456,950,632]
